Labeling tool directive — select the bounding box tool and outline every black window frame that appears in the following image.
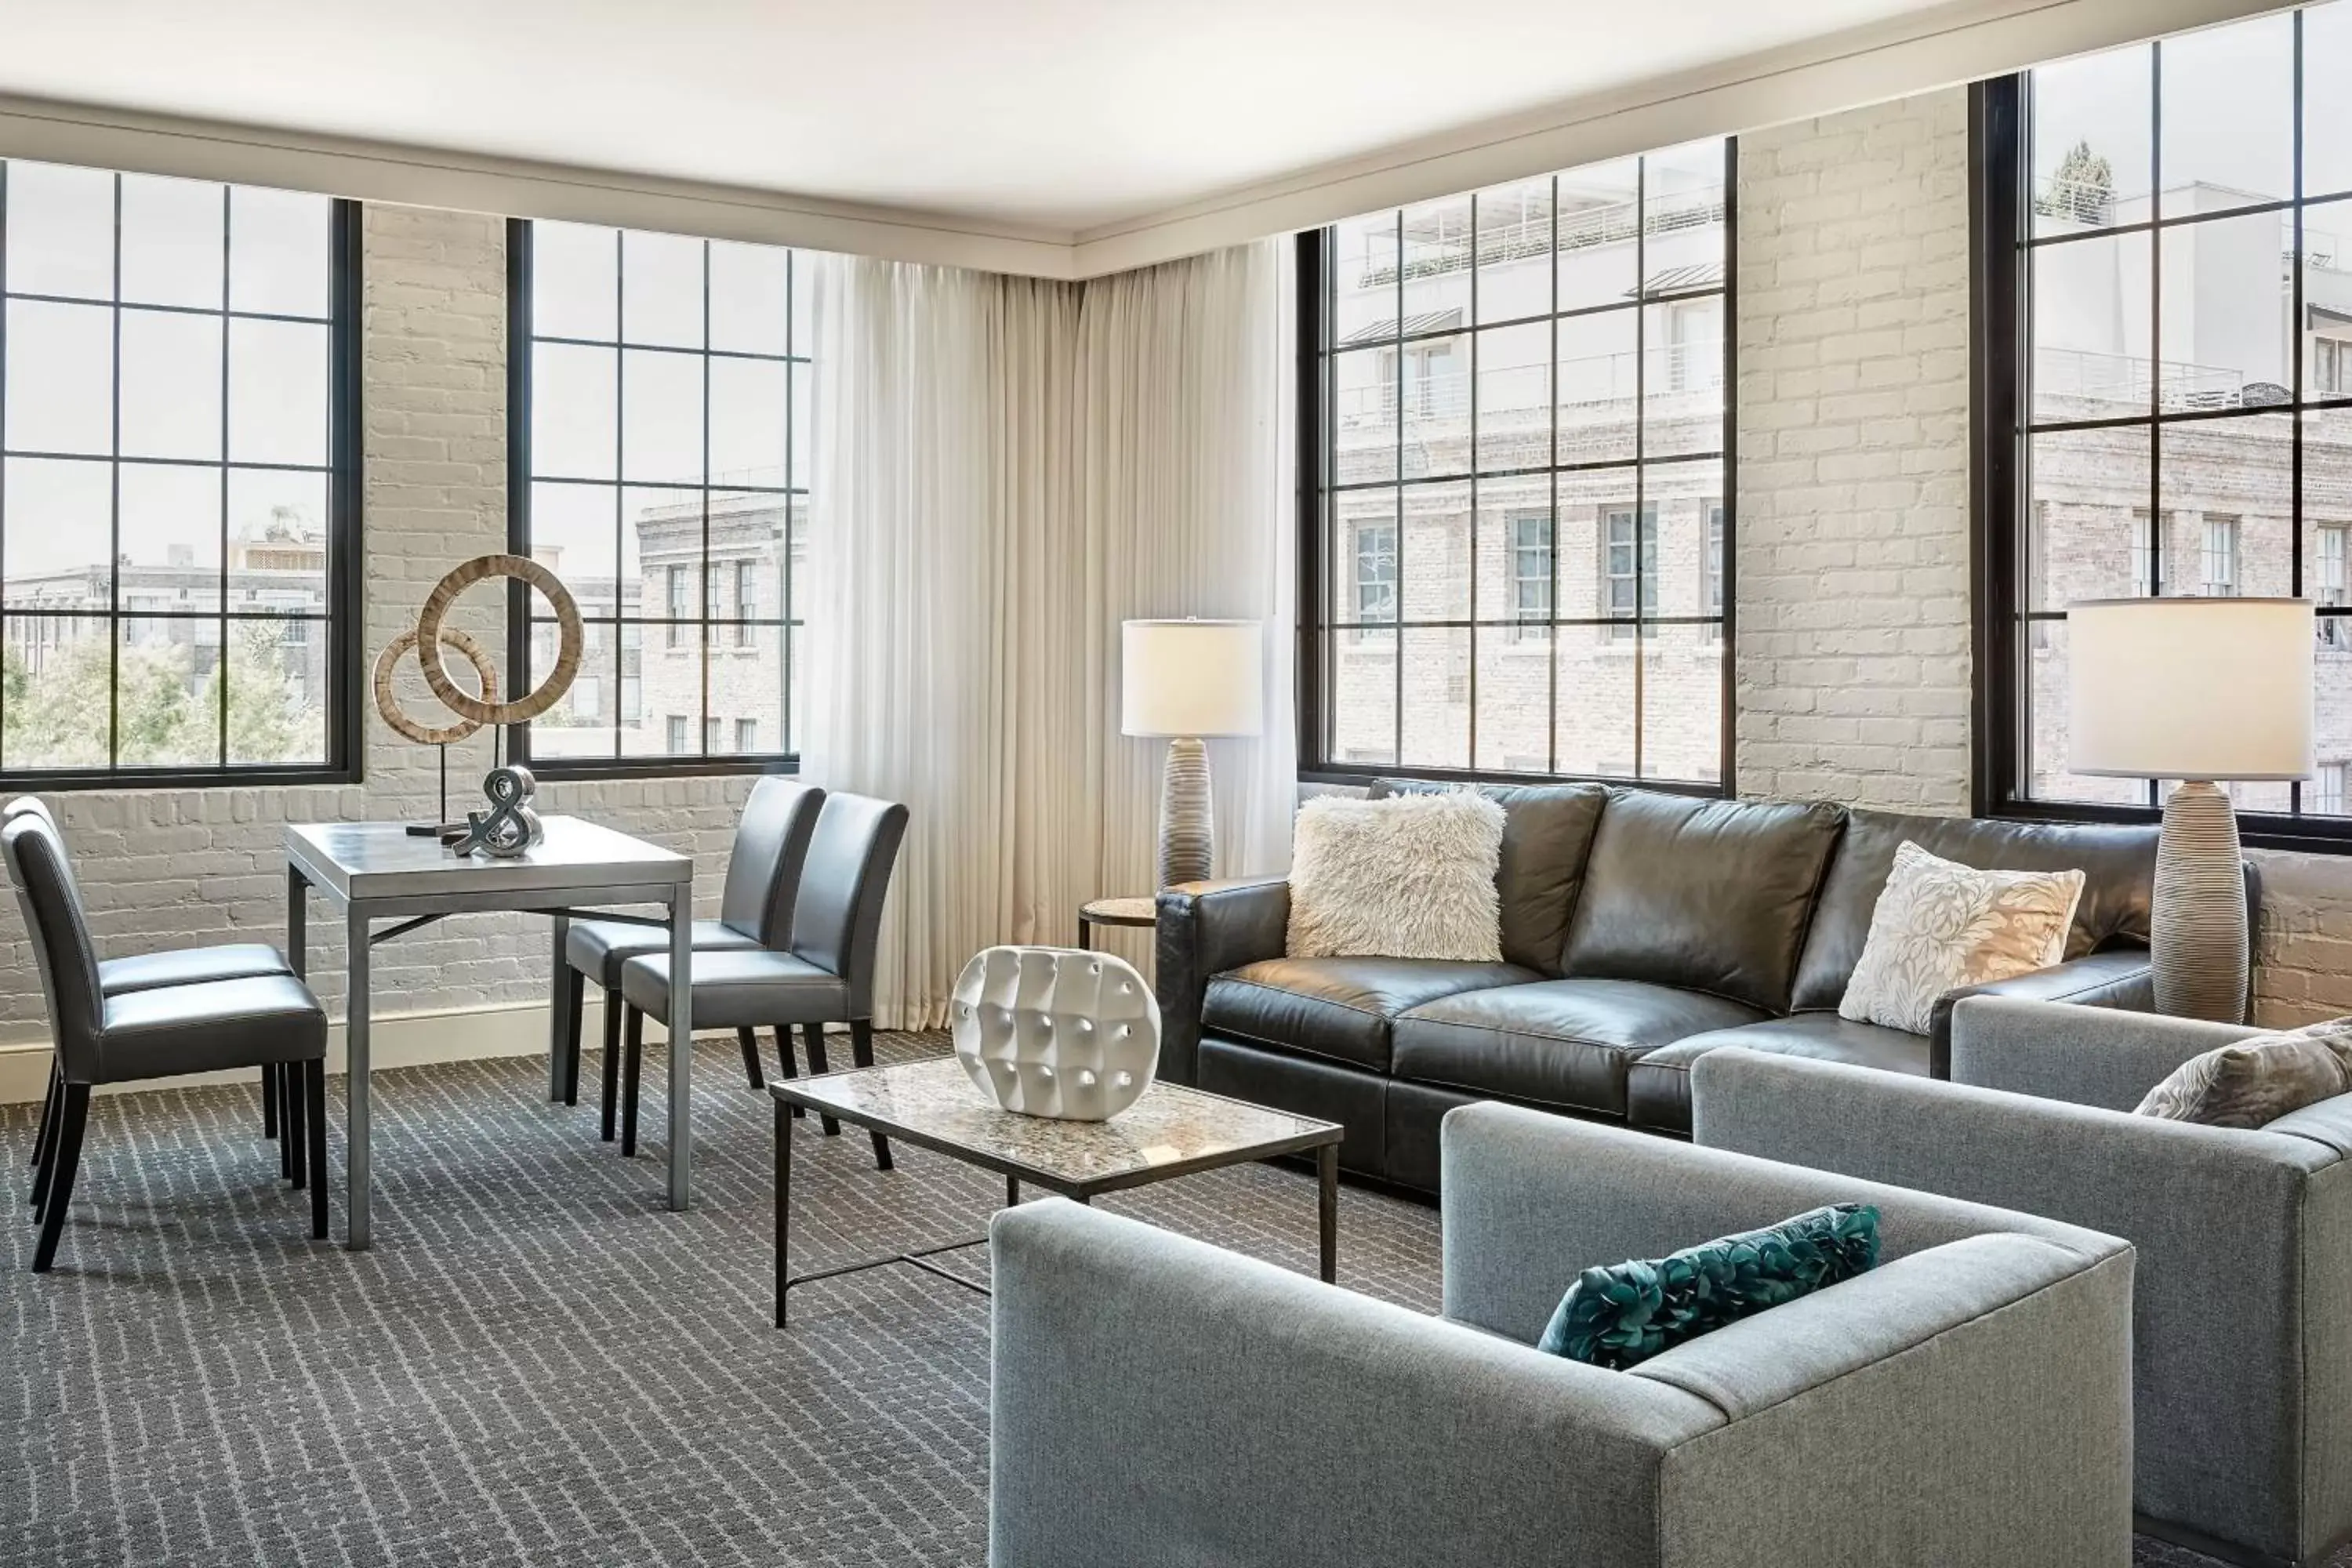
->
[0,175,361,791]
[505,217,805,781]
[1971,27,2352,854]
[1294,138,1739,794]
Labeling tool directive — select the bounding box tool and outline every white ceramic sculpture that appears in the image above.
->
[951,946,1160,1120]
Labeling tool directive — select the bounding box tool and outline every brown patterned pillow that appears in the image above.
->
[2134,1019,2352,1128]
[1838,841,2086,1035]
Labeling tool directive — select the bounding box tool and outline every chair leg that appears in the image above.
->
[305,1061,328,1240]
[770,1028,804,1119]
[277,1067,296,1180]
[263,1062,280,1139]
[849,1019,892,1171]
[28,1066,60,1204]
[285,1065,307,1190]
[620,1007,644,1159]
[599,989,622,1142]
[736,1028,766,1091]
[561,965,586,1107]
[799,1024,840,1137]
[31,1083,89,1273]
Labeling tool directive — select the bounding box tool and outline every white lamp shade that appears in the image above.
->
[2067,597,2314,781]
[1121,619,1264,739]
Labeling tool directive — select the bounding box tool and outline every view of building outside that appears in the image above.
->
[2021,2,2352,818]
[0,163,338,771]
[1319,139,1730,782]
[521,222,809,764]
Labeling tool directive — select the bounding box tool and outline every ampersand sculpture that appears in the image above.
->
[450,764,544,859]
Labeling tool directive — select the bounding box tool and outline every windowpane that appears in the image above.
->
[2302,199,2352,395]
[2158,212,2295,402]
[2158,13,2292,216]
[1334,488,1397,626]
[2,615,112,767]
[121,310,223,460]
[2031,45,2151,238]
[1398,626,1469,769]
[1399,332,1469,479]
[532,222,618,342]
[5,300,111,455]
[227,469,329,615]
[1475,322,1548,473]
[2157,413,2291,597]
[1642,623,1722,782]
[228,317,330,468]
[1333,346,1397,485]
[120,175,223,309]
[709,241,789,355]
[1643,298,1722,458]
[120,463,223,615]
[1642,141,1726,299]
[1555,308,1639,465]
[2311,4,2352,200]
[790,361,812,488]
[622,230,703,348]
[1472,623,1548,772]
[622,485,698,601]
[1554,622,1637,778]
[1475,177,1552,325]
[529,481,619,601]
[1555,157,1641,310]
[1327,626,1396,765]
[6,164,114,300]
[641,622,705,758]
[532,618,618,758]
[621,347,703,484]
[114,617,219,768]
[2029,425,2151,608]
[225,618,325,764]
[2031,230,2151,423]
[228,187,332,318]
[1399,479,1471,622]
[532,343,617,479]
[1332,210,1399,344]
[709,357,788,482]
[3,458,111,601]
[1399,195,1472,327]
[1473,474,1551,624]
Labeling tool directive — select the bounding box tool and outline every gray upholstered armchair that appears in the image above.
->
[987,1102,2134,1568]
[1691,997,2352,1568]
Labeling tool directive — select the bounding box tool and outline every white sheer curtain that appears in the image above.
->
[802,241,1292,1029]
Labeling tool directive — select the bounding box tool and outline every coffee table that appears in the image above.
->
[771,1056,1343,1325]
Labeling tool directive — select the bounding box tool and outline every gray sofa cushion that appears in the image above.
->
[1393,978,1763,1117]
[1626,1013,1932,1134]
[1203,956,1541,1073]
[1791,809,2158,1013]
[1370,779,1607,977]
[1560,791,1845,1013]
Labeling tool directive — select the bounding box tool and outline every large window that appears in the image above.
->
[1301,139,1734,784]
[0,162,356,784]
[1977,4,2352,844]
[510,220,809,775]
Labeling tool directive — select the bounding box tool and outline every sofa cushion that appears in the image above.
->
[1392,978,1765,1117]
[1202,956,1541,1073]
[1368,779,1608,977]
[1559,791,1846,1012]
[1628,1013,1933,1133]
[1791,810,2158,1014]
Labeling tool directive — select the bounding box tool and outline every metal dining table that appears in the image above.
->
[285,817,697,1250]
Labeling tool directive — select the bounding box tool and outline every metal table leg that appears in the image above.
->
[1317,1144,1338,1284]
[666,889,691,1212]
[346,905,372,1250]
[775,1097,792,1327]
[546,912,570,1102]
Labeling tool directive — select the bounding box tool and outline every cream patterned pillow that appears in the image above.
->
[1286,791,1505,962]
[1838,842,2086,1035]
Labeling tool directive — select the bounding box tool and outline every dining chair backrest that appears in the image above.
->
[788,793,909,1018]
[717,777,825,948]
[3,797,89,914]
[2,814,103,1080]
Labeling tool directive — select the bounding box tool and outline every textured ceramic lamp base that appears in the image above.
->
[2153,779,2250,1023]
[1157,737,1213,888]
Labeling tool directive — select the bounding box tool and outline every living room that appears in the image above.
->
[3,1,2348,1564]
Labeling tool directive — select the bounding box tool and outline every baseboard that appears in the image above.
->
[0,992,793,1105]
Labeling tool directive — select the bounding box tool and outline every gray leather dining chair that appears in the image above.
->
[614,793,909,1170]
[554,776,823,1137]
[5,814,329,1272]
[3,797,303,1186]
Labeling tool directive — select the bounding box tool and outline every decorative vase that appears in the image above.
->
[951,946,1160,1121]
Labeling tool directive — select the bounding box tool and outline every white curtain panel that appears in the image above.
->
[804,241,1294,1028]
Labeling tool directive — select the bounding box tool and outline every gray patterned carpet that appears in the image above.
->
[0,1031,2304,1566]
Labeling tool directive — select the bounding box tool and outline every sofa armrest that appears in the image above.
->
[1925,947,2154,1077]
[988,1198,1717,1568]
[1948,994,2263,1112]
[1152,875,1289,1085]
[1438,1101,2116,1345]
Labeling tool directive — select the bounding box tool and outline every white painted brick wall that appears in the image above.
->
[0,205,755,1040]
[1734,89,1974,815]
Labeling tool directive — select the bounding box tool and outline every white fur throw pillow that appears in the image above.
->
[1286,791,1506,962]
[1838,841,2085,1035]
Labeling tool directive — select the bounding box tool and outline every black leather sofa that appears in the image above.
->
[1156,780,2194,1193]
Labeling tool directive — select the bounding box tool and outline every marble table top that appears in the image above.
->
[775,1055,1341,1192]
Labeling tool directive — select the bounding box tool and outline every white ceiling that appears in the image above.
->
[0,0,1987,234]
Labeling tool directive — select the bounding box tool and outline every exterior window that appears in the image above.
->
[1978,4,2352,843]
[2318,334,2348,396]
[735,717,758,751]
[512,220,808,773]
[0,163,357,784]
[1602,505,1659,642]
[666,714,688,753]
[1305,137,1733,782]
[2316,761,2349,815]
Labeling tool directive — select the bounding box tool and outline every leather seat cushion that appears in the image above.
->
[1627,1012,1933,1133]
[96,973,327,1082]
[619,949,851,1029]
[568,918,760,989]
[1789,809,2158,1012]
[1201,956,1543,1073]
[1391,978,1766,1117]
[98,942,291,994]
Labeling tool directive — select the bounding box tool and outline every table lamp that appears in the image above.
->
[2068,597,2313,1022]
[1121,619,1264,888]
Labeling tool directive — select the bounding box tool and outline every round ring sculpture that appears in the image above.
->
[414,553,583,726]
[371,626,501,746]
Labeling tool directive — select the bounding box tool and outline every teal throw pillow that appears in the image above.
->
[1536,1203,1881,1370]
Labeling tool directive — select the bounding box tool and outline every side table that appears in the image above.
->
[1077,895,1156,950]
